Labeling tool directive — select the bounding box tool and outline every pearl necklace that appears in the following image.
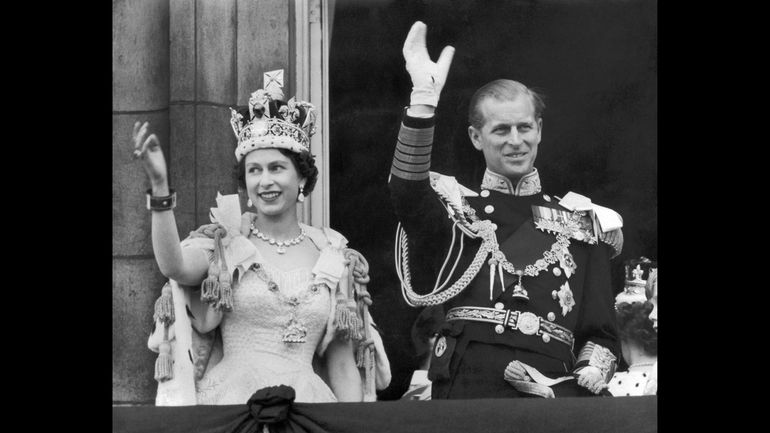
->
[250,223,307,254]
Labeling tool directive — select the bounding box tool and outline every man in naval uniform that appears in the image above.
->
[389,22,624,399]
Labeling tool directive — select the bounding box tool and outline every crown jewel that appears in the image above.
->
[615,257,654,307]
[230,74,317,162]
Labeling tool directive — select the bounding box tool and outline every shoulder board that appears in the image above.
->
[428,171,480,234]
[531,203,597,244]
[557,191,624,233]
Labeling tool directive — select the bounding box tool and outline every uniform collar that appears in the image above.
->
[480,168,542,196]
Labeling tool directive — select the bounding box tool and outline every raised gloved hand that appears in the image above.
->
[576,366,608,395]
[402,21,455,107]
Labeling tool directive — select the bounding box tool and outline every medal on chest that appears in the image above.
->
[552,282,575,316]
[281,294,309,343]
[484,227,576,303]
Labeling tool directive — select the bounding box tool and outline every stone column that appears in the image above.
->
[112,0,171,404]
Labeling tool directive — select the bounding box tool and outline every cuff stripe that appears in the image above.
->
[398,124,434,145]
[396,141,433,155]
[391,165,430,181]
[394,150,431,165]
[393,157,431,172]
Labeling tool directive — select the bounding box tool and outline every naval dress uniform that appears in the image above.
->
[389,112,620,399]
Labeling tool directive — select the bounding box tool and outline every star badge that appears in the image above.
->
[557,282,575,316]
[558,250,577,279]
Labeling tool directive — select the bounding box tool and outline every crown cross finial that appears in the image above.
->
[263,69,284,98]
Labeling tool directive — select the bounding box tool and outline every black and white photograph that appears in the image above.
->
[113,0,657,431]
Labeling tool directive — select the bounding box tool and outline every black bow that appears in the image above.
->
[248,386,295,425]
[229,386,327,433]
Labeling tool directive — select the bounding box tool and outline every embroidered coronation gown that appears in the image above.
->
[195,251,338,404]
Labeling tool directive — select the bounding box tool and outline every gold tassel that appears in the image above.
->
[356,339,374,368]
[214,227,232,312]
[201,262,220,303]
[355,340,376,400]
[356,341,365,368]
[153,284,175,325]
[350,267,377,399]
[355,289,373,342]
[364,346,376,399]
[335,257,364,340]
[199,225,228,305]
[210,271,221,302]
[347,300,362,340]
[154,341,173,382]
[217,270,233,312]
[334,295,352,338]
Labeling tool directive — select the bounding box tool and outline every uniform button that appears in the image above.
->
[552,290,558,300]
[553,267,562,277]
[484,205,495,214]
[494,324,505,334]
[542,334,551,343]
[494,302,504,310]
[547,312,556,321]
[480,189,490,198]
[543,194,551,202]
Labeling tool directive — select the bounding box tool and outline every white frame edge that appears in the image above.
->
[295,0,330,228]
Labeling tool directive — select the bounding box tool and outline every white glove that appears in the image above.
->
[504,360,533,382]
[402,21,455,107]
[576,366,608,395]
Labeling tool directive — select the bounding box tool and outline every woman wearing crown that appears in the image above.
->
[132,86,390,405]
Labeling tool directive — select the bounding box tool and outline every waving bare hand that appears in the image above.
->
[402,21,455,107]
[132,121,168,190]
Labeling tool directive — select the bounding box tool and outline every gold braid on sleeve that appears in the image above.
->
[574,342,617,383]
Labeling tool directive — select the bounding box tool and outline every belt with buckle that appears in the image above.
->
[445,306,574,348]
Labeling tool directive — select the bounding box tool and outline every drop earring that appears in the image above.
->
[297,186,305,203]
[247,198,253,208]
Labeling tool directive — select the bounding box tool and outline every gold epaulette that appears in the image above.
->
[428,172,481,237]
